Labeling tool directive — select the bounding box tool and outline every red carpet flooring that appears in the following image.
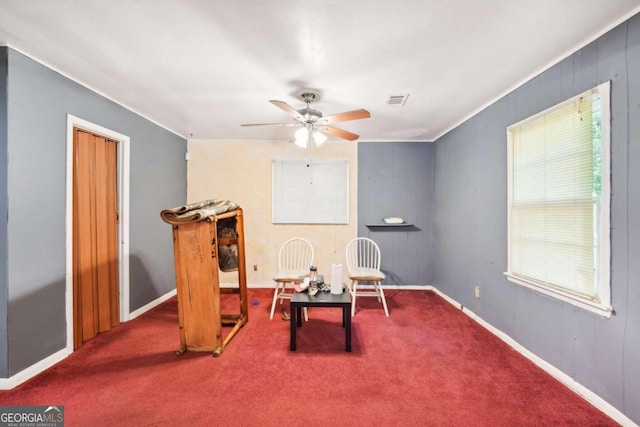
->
[0,288,618,426]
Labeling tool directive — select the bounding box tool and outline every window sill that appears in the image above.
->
[504,273,613,318]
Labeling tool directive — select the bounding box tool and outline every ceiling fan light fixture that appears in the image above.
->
[294,127,309,148]
[313,131,327,146]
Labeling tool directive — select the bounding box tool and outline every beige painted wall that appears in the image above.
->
[187,139,357,286]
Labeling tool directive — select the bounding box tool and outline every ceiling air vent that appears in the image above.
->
[386,94,409,106]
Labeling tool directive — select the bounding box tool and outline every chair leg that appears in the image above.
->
[303,307,308,321]
[376,281,390,317]
[351,280,357,317]
[269,282,282,320]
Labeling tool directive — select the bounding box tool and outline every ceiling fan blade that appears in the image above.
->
[270,100,303,121]
[240,122,301,127]
[317,125,360,141]
[318,109,370,124]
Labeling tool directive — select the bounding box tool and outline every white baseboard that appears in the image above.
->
[220,282,275,289]
[0,348,70,390]
[223,283,433,290]
[127,289,177,320]
[430,287,638,427]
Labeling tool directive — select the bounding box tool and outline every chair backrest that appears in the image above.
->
[279,238,315,272]
[345,237,381,271]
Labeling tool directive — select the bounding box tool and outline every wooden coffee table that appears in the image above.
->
[290,290,352,352]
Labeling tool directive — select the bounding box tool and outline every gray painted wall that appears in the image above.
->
[358,142,434,285]
[0,48,8,378]
[3,48,187,376]
[432,14,640,424]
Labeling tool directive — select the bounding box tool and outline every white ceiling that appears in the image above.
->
[1,1,639,142]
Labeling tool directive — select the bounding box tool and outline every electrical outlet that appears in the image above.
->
[253,264,258,271]
[474,285,480,299]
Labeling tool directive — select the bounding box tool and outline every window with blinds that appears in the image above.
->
[506,82,612,317]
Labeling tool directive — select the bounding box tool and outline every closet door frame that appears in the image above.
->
[65,114,130,353]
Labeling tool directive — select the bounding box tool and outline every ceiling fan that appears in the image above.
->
[241,89,370,146]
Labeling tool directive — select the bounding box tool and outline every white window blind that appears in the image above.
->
[506,82,611,316]
[272,159,349,224]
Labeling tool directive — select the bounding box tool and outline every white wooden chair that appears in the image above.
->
[345,237,389,317]
[270,238,314,320]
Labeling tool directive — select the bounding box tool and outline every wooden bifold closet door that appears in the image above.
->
[73,128,120,349]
